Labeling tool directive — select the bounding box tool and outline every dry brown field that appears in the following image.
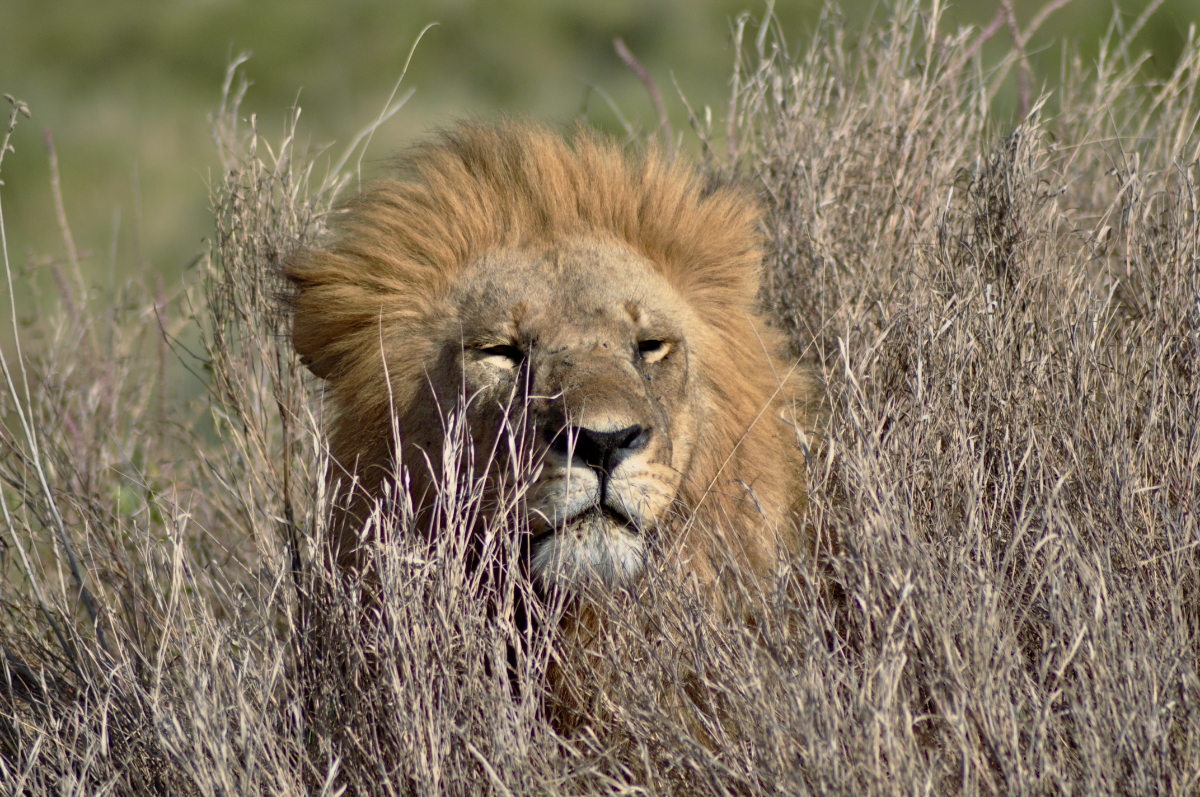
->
[2,3,1198,794]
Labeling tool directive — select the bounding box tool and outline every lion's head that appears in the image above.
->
[286,121,819,590]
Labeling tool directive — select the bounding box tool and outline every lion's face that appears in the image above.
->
[433,239,702,588]
[288,121,815,591]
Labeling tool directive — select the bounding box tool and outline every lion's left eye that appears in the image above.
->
[637,339,671,364]
[478,344,524,367]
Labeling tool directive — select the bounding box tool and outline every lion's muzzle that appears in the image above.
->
[524,353,677,588]
[547,422,648,498]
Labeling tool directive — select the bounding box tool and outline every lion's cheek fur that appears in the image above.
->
[666,345,807,580]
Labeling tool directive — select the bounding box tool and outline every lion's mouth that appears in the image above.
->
[589,502,636,529]
[529,503,636,548]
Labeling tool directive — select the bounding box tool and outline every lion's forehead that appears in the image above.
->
[451,240,688,338]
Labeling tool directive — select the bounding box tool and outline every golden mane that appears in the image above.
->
[287,120,815,580]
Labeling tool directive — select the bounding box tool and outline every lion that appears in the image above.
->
[285,120,820,594]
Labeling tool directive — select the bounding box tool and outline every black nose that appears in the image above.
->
[550,423,648,473]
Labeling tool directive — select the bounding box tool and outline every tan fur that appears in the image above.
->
[286,120,820,587]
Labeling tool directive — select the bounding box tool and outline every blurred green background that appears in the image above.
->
[0,0,1192,294]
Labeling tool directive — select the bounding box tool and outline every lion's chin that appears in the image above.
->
[529,509,644,589]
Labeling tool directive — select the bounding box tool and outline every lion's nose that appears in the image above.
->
[550,423,648,473]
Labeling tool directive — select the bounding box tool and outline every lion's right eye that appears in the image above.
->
[637,339,671,365]
[478,344,524,367]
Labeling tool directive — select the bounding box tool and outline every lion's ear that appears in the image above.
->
[296,349,332,380]
[285,249,380,382]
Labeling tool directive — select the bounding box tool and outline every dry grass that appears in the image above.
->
[3,2,1199,794]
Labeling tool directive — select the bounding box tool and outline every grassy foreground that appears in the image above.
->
[3,3,1199,794]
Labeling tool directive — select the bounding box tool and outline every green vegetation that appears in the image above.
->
[2,1,1199,793]
[0,0,1190,289]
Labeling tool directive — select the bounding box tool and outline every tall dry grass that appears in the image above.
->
[2,2,1198,794]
